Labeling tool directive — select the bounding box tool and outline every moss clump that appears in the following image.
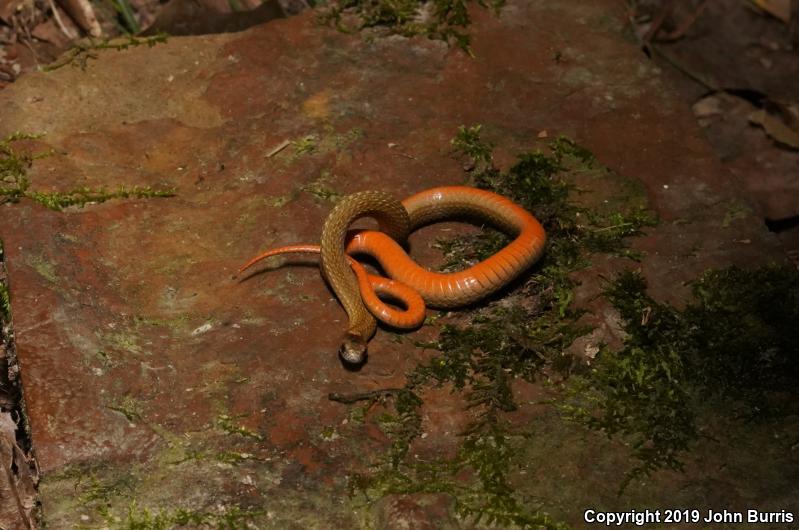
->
[318,0,505,51]
[27,254,59,283]
[27,186,174,210]
[563,271,694,491]
[353,420,569,529]
[414,307,588,396]
[565,264,799,491]
[70,494,261,530]
[73,468,138,508]
[292,135,318,158]
[1,132,44,205]
[300,170,343,203]
[108,502,262,530]
[0,133,175,211]
[216,414,264,441]
[43,33,168,72]
[107,394,145,422]
[685,265,799,405]
[0,277,9,325]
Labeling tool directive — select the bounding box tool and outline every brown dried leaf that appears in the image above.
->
[31,18,72,46]
[750,0,791,23]
[57,0,101,36]
[0,412,35,529]
[749,109,799,149]
[0,0,25,24]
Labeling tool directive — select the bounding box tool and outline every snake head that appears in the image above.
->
[339,335,367,365]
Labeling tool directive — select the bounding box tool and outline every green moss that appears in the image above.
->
[414,307,587,393]
[73,468,137,507]
[133,314,191,331]
[67,493,262,530]
[0,133,175,211]
[563,273,693,491]
[548,135,596,165]
[451,124,494,170]
[1,132,39,204]
[318,0,505,52]
[333,126,365,150]
[286,127,364,168]
[353,406,569,529]
[108,394,145,422]
[721,200,752,228]
[300,169,342,203]
[216,414,264,441]
[213,450,257,465]
[453,427,568,530]
[0,279,10,324]
[44,420,280,528]
[166,448,258,467]
[685,265,799,404]
[43,33,168,72]
[87,349,119,371]
[320,426,339,441]
[565,264,799,492]
[28,186,175,211]
[111,503,262,530]
[102,331,142,355]
[27,254,58,284]
[292,134,319,158]
[266,190,299,208]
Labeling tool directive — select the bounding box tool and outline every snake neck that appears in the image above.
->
[319,191,411,362]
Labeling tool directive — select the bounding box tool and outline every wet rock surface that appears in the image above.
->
[0,0,794,528]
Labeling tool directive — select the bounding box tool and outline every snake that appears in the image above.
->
[238,186,547,364]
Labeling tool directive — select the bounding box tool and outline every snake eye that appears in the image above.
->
[339,338,367,365]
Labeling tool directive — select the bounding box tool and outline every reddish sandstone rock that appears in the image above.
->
[0,0,789,527]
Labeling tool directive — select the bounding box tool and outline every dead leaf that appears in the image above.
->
[0,0,23,24]
[0,412,36,529]
[31,18,72,47]
[47,0,79,41]
[0,0,16,23]
[750,0,791,23]
[57,0,101,36]
[749,109,799,149]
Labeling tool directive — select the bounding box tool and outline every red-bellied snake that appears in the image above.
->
[238,186,547,364]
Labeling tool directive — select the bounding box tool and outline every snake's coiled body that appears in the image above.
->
[239,186,547,364]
